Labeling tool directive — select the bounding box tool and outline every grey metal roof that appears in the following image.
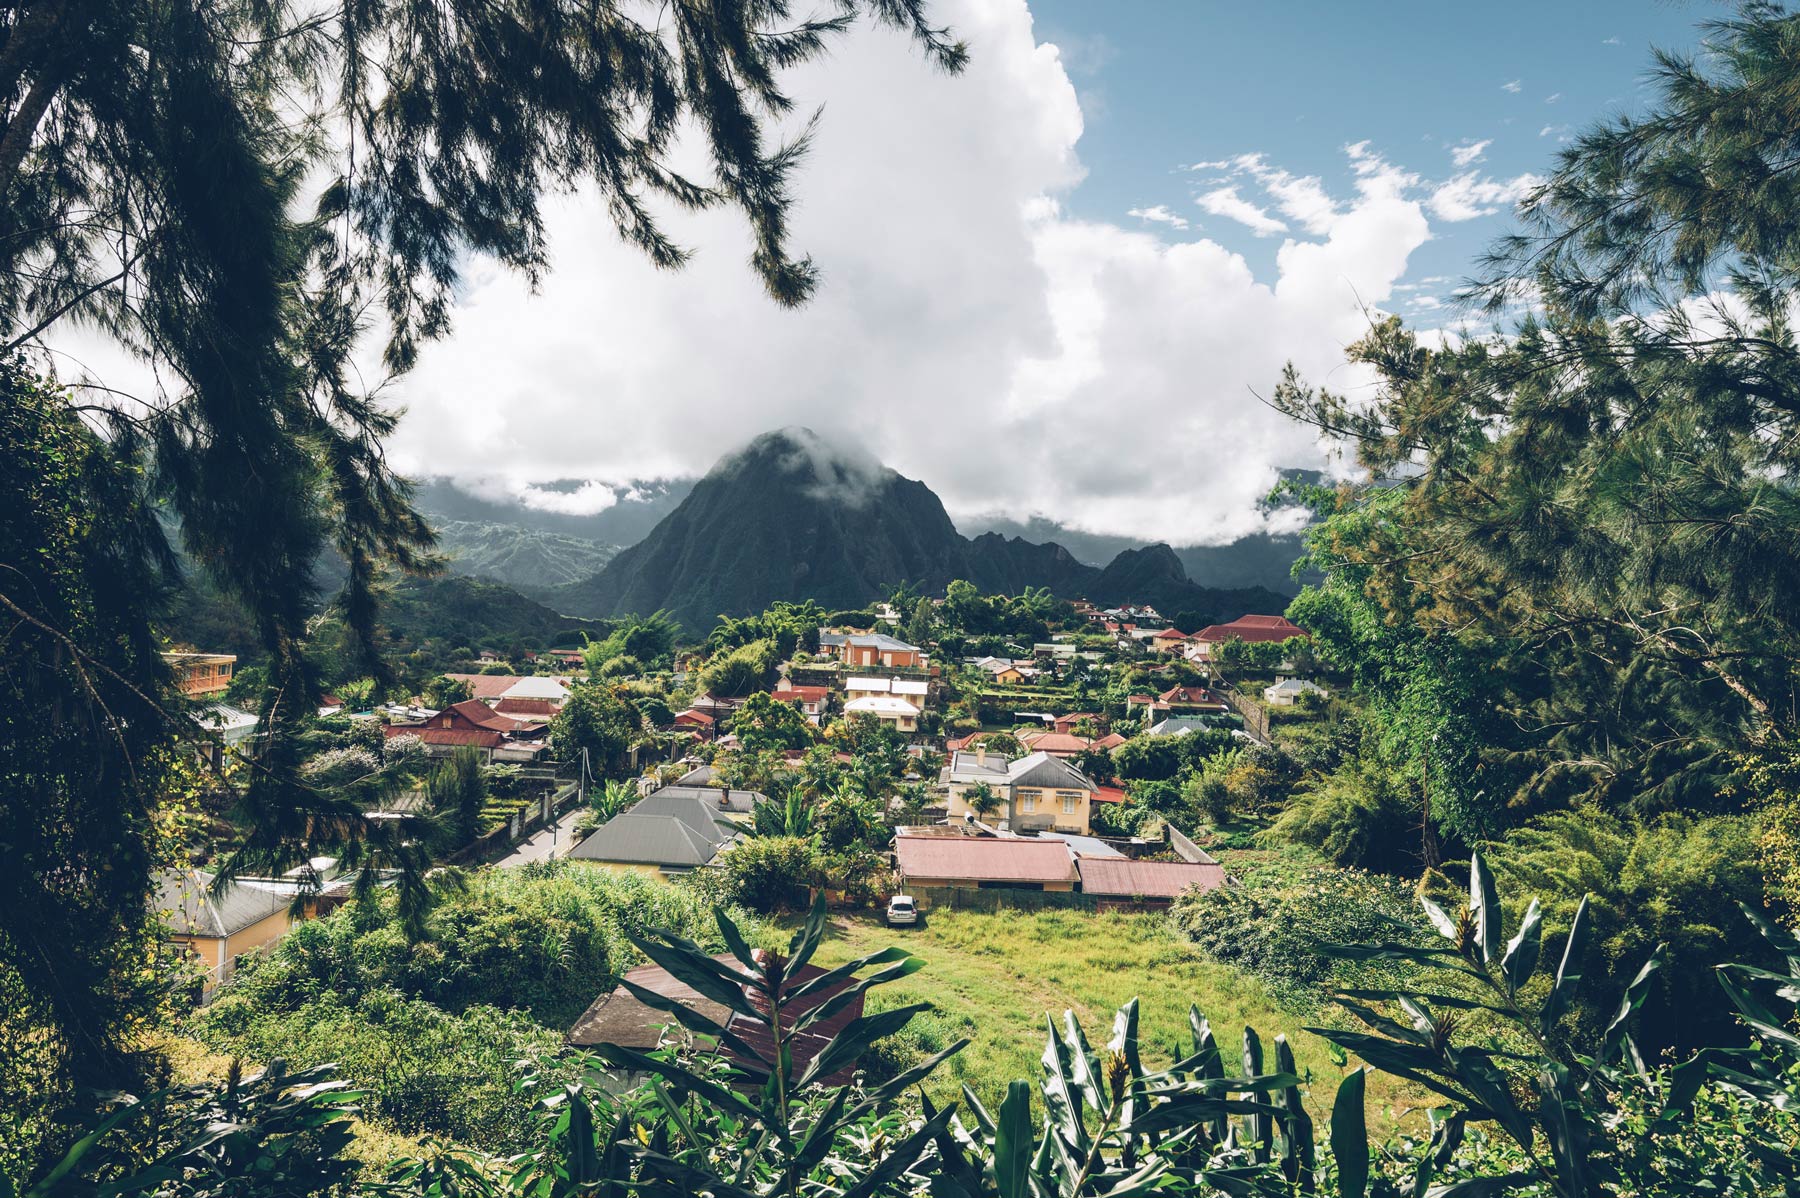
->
[945,750,1012,782]
[1007,751,1095,790]
[818,631,848,647]
[568,786,763,868]
[847,633,920,652]
[154,869,291,939]
[1146,717,1214,738]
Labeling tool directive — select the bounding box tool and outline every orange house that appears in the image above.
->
[842,633,923,669]
[164,652,236,698]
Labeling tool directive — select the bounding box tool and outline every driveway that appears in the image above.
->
[495,802,585,867]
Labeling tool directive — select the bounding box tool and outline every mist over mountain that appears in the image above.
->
[544,430,1296,630]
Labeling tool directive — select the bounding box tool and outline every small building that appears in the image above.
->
[770,684,831,719]
[164,652,236,699]
[155,869,294,994]
[971,657,1028,685]
[892,833,1079,894]
[567,786,759,875]
[1052,712,1103,734]
[1146,716,1218,738]
[1149,629,1191,655]
[843,694,921,733]
[1157,685,1230,714]
[1264,677,1328,707]
[384,698,546,759]
[1189,615,1308,660]
[841,633,924,670]
[942,749,1101,835]
[671,708,717,739]
[1075,858,1228,911]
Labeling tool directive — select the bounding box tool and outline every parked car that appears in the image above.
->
[885,894,917,926]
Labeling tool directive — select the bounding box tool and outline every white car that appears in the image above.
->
[885,895,918,926]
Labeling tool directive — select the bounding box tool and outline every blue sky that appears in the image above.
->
[1030,1,1713,304]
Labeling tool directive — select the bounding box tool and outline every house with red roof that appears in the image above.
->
[384,698,547,758]
[1157,685,1230,714]
[893,832,1079,893]
[1188,614,1307,660]
[770,684,830,719]
[1149,628,1191,654]
[1075,858,1228,910]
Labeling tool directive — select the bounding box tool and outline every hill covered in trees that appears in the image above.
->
[548,429,1293,629]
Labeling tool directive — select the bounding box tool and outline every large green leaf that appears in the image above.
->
[787,892,830,975]
[1242,1026,1271,1164]
[1468,850,1502,967]
[616,975,770,1076]
[994,1080,1034,1198]
[1499,897,1542,996]
[1600,946,1664,1063]
[794,1002,934,1089]
[1540,895,1590,1033]
[1330,1069,1368,1198]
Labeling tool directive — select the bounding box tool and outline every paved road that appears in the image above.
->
[495,803,585,867]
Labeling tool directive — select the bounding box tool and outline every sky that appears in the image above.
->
[380,0,1716,546]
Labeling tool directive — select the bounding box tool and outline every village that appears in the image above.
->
[154,589,1328,1048]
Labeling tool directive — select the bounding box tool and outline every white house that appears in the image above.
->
[1263,677,1327,707]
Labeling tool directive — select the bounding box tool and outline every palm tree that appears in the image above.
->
[964,781,1003,822]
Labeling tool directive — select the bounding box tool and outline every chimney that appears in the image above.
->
[720,787,731,805]
[975,744,986,767]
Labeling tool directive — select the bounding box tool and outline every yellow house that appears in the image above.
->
[163,652,236,698]
[941,749,1099,835]
[155,869,295,995]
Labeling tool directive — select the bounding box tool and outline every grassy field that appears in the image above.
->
[798,906,1421,1127]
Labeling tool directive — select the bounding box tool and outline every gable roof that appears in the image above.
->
[154,869,291,939]
[1006,750,1096,791]
[386,725,505,749]
[846,633,920,653]
[771,684,829,703]
[494,697,559,718]
[1077,858,1228,900]
[1151,628,1189,640]
[1158,685,1227,706]
[893,835,1078,885]
[845,695,920,717]
[502,675,573,701]
[445,672,517,700]
[449,699,529,732]
[1191,615,1306,644]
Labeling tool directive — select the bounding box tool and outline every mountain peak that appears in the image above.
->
[712,427,896,509]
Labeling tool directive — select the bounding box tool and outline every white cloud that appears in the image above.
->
[1501,79,1522,93]
[353,0,1437,546]
[1428,170,1542,221]
[1544,92,1563,104]
[1194,185,1289,237]
[1127,204,1189,230]
[1449,139,1491,167]
[1602,36,1621,46]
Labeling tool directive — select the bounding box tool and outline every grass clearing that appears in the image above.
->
[798,906,1422,1128]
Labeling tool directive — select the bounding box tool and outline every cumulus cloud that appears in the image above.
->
[382,0,1437,547]
[1449,139,1491,167]
[1127,204,1190,230]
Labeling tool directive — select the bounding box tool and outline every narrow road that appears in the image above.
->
[496,799,585,867]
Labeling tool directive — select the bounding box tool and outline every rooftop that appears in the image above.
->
[893,834,1079,885]
[1075,858,1229,900]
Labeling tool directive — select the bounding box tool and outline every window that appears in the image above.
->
[1060,792,1079,814]
[1021,793,1037,813]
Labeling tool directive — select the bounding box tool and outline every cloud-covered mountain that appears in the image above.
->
[547,430,1296,630]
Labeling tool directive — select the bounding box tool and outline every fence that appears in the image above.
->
[1214,683,1271,743]
[918,886,1106,914]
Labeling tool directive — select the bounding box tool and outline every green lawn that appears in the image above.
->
[796,906,1421,1127]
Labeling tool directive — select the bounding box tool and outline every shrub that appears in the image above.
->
[1257,758,1419,874]
[720,836,819,912]
[1168,865,1425,1009]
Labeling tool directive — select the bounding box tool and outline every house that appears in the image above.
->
[844,676,929,706]
[1189,614,1308,660]
[1014,729,1123,758]
[493,696,560,722]
[942,749,1101,834]
[1149,628,1191,655]
[1052,712,1103,734]
[1075,858,1228,911]
[1146,716,1217,738]
[164,652,236,698]
[1158,685,1230,714]
[892,832,1079,893]
[444,673,578,705]
[769,684,830,719]
[567,786,759,875]
[819,631,924,669]
[155,868,295,994]
[565,951,866,1085]
[671,708,717,738]
[383,698,547,759]
[971,657,1028,685]
[843,694,920,733]
[1264,677,1328,707]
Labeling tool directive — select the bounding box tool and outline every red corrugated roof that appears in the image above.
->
[449,699,529,732]
[1019,731,1098,756]
[771,685,829,703]
[1092,785,1127,805]
[1159,685,1226,706]
[1077,858,1227,899]
[494,697,559,717]
[894,835,1077,885]
[1152,628,1189,639]
[1192,615,1306,644]
[673,709,715,725]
